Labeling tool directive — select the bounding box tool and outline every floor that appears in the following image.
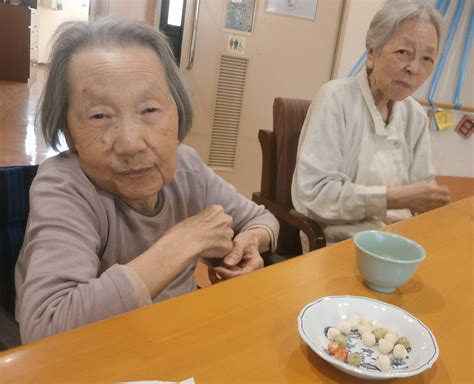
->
[0,66,57,166]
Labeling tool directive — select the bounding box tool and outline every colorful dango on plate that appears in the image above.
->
[298,296,439,380]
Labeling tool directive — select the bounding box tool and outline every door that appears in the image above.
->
[178,0,344,198]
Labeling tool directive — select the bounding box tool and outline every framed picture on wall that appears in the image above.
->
[265,0,318,20]
[224,0,257,35]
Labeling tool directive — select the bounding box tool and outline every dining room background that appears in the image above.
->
[3,0,472,197]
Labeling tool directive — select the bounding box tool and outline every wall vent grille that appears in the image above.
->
[208,55,249,169]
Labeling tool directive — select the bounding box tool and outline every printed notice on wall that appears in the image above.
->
[224,0,257,35]
[265,0,318,20]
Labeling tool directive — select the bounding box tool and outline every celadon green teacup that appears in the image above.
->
[353,230,426,293]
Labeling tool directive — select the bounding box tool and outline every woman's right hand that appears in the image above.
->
[387,181,450,213]
[164,204,234,260]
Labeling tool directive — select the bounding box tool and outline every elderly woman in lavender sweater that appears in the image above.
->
[15,19,278,343]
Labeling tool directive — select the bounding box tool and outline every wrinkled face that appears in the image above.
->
[367,19,438,102]
[67,45,179,210]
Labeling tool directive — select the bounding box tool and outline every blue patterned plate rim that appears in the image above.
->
[297,295,439,379]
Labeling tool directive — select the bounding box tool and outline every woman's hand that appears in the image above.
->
[387,181,449,213]
[128,205,234,298]
[166,204,235,259]
[208,228,267,283]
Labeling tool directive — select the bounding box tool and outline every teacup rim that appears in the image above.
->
[353,230,426,264]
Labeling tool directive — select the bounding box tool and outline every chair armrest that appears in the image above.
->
[287,208,326,250]
[252,192,326,251]
[260,251,287,267]
[257,130,276,198]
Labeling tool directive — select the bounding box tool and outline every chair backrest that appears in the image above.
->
[273,97,312,209]
[0,165,38,316]
[255,97,312,256]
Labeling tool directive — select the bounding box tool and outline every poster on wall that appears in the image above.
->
[224,0,257,35]
[265,0,318,20]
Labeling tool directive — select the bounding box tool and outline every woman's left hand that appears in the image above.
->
[208,229,266,283]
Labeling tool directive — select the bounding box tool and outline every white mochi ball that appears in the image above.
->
[362,331,376,347]
[359,316,373,326]
[357,324,373,335]
[376,355,391,371]
[337,320,352,335]
[349,315,360,330]
[378,338,395,354]
[384,332,398,344]
[327,327,341,341]
[393,344,408,359]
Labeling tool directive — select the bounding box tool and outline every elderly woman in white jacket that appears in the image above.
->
[292,0,449,248]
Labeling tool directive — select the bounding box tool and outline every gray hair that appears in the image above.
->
[366,0,444,54]
[40,18,193,150]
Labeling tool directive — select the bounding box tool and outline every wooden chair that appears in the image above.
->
[252,97,326,258]
[0,164,38,349]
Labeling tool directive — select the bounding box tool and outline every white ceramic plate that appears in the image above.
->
[298,296,439,380]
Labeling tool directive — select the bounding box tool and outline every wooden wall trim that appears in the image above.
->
[145,0,157,26]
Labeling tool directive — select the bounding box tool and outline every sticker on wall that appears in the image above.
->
[265,0,318,20]
[227,35,247,55]
[454,114,473,139]
[433,110,455,130]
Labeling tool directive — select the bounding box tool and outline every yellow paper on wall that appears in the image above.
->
[434,110,455,130]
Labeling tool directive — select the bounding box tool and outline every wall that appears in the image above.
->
[38,0,152,64]
[106,0,148,21]
[181,0,344,198]
[333,0,380,79]
[38,1,89,63]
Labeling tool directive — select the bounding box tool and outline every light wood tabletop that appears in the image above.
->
[1,198,473,383]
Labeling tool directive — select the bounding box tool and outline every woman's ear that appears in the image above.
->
[366,46,375,71]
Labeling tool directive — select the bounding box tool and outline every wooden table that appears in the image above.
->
[435,176,474,203]
[1,198,473,383]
